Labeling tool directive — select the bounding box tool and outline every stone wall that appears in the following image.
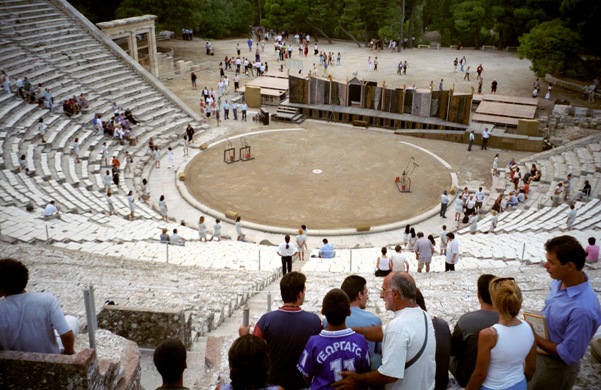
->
[0,334,141,390]
[0,349,99,390]
[97,305,193,348]
[545,74,599,99]
[540,105,601,145]
[157,51,175,78]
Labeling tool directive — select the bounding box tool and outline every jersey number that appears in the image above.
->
[330,358,356,381]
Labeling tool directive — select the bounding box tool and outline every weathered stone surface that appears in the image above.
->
[97,305,193,349]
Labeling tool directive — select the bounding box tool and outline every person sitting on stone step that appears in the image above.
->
[0,258,79,355]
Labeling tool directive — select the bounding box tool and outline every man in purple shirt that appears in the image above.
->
[529,236,601,390]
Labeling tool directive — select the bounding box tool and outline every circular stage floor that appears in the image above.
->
[184,128,451,230]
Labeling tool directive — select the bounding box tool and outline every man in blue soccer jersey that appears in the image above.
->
[297,288,371,389]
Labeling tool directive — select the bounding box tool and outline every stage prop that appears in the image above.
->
[254,108,271,125]
[395,157,419,193]
[224,140,238,164]
[239,137,255,162]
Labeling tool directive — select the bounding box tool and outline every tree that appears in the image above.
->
[337,0,365,46]
[116,0,204,33]
[451,1,486,47]
[67,0,121,23]
[518,19,582,76]
[560,0,601,57]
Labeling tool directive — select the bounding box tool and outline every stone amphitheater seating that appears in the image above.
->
[0,0,202,219]
[0,1,600,388]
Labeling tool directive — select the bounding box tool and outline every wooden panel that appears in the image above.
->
[480,94,538,106]
[472,113,519,126]
[288,74,307,104]
[476,101,536,119]
[245,76,289,91]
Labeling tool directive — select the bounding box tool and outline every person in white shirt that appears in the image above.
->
[170,229,185,245]
[467,130,475,151]
[445,233,459,271]
[440,190,449,218]
[480,128,490,150]
[439,225,448,255]
[38,118,46,143]
[235,216,243,241]
[209,219,222,241]
[390,245,409,272]
[277,235,297,275]
[474,187,485,213]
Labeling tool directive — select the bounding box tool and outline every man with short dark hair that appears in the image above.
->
[445,232,459,271]
[335,275,383,360]
[449,274,498,387]
[319,238,335,258]
[528,236,601,390]
[0,258,78,355]
[153,338,189,390]
[241,271,321,390]
[43,200,60,218]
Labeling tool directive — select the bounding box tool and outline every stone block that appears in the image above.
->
[97,305,192,349]
[517,119,539,136]
[178,172,185,181]
[449,185,458,195]
[225,210,238,220]
[174,60,192,75]
[199,142,208,150]
[356,225,371,232]
[573,107,588,117]
[0,349,105,390]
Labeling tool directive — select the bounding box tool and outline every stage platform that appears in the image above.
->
[281,101,469,131]
[473,94,538,106]
[240,74,289,106]
[473,95,538,128]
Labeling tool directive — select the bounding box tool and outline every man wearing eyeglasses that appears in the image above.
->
[334,272,435,390]
[528,236,601,390]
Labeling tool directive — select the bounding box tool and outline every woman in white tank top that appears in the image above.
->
[466,277,536,390]
[375,247,391,277]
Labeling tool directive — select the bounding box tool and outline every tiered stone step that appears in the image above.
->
[0,240,279,338]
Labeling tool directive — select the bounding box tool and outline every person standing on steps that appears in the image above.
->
[127,190,135,221]
[38,117,46,143]
[277,235,297,276]
[295,228,307,261]
[445,232,459,271]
